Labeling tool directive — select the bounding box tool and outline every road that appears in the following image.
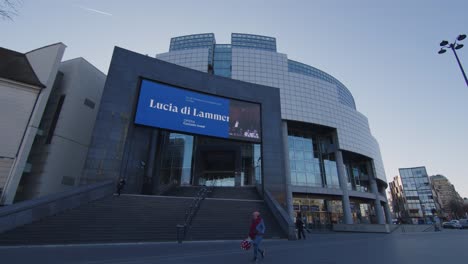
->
[1,230,467,264]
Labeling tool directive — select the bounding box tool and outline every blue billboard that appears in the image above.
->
[134,79,261,142]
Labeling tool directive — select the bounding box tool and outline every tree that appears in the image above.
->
[448,199,464,219]
[0,0,20,20]
[463,198,468,217]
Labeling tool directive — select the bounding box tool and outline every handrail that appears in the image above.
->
[176,179,217,243]
[263,189,296,240]
[0,180,114,217]
[0,180,114,233]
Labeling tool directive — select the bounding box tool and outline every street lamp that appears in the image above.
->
[438,34,468,87]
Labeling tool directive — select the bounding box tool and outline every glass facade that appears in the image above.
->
[169,33,216,51]
[169,33,216,65]
[231,33,277,51]
[254,144,262,185]
[288,60,356,109]
[155,130,261,189]
[398,167,437,224]
[350,199,376,224]
[156,33,390,226]
[293,195,344,229]
[157,33,387,187]
[158,132,194,186]
[287,126,340,189]
[344,162,370,192]
[213,44,232,78]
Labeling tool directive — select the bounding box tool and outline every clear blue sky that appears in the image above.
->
[2,0,468,197]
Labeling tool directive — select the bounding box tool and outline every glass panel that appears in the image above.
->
[324,159,339,188]
[303,139,313,150]
[295,160,305,171]
[294,137,303,150]
[295,150,304,161]
[254,144,262,185]
[158,132,194,186]
[291,172,297,185]
[297,172,306,185]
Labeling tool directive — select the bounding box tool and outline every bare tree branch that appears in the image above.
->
[0,0,21,20]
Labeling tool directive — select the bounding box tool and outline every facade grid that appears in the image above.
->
[155,33,390,225]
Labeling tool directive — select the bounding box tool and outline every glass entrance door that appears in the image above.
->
[194,149,237,187]
[199,171,236,186]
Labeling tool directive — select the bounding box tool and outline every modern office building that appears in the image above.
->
[82,33,391,227]
[389,167,438,224]
[430,174,464,218]
[0,44,105,205]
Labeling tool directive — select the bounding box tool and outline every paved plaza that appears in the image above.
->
[1,230,467,264]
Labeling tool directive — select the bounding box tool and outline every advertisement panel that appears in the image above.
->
[134,79,261,142]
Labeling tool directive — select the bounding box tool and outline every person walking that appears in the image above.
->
[296,212,306,240]
[249,211,265,262]
[116,178,126,196]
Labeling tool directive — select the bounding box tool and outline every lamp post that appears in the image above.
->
[438,34,468,87]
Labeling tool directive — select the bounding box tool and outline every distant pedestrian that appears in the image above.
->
[296,212,306,240]
[116,178,126,196]
[434,215,441,231]
[248,211,265,262]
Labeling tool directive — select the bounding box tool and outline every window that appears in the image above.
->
[46,95,65,144]
[61,176,75,186]
[84,98,95,109]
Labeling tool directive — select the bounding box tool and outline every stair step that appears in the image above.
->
[0,188,286,245]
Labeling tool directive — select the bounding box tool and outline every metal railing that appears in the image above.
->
[176,180,216,243]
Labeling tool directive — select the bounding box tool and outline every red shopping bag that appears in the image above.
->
[240,239,252,250]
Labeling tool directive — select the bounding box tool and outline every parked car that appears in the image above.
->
[459,219,468,229]
[442,220,462,229]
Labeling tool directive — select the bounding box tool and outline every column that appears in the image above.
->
[335,149,353,224]
[367,162,385,224]
[281,121,294,220]
[383,202,393,224]
[145,130,158,194]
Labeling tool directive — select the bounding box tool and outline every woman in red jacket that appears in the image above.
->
[249,211,266,262]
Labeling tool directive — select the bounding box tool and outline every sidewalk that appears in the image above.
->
[0,231,467,264]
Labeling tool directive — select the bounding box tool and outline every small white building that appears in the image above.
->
[0,44,105,204]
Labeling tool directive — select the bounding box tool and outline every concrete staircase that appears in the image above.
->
[166,186,284,240]
[0,187,286,245]
[0,195,190,245]
[188,199,284,240]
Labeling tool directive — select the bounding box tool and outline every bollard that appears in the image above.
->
[176,224,186,244]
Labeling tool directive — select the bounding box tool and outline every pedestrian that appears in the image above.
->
[296,212,306,240]
[116,178,126,196]
[248,211,265,262]
[434,215,441,232]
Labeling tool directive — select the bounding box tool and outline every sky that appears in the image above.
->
[1,0,468,197]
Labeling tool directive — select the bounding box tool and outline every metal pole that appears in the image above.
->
[450,45,468,87]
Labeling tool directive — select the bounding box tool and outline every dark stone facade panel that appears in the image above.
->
[81,47,287,206]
